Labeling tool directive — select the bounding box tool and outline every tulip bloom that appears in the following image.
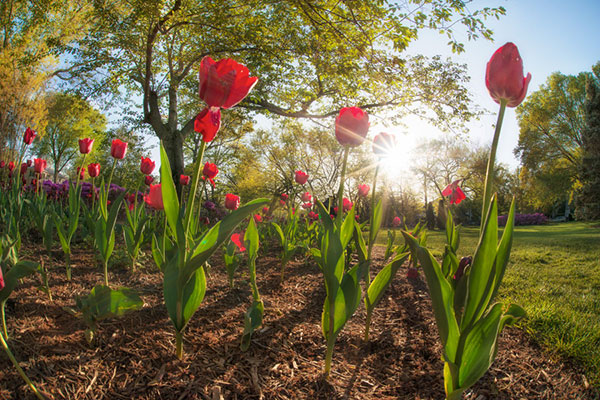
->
[20,163,28,175]
[342,198,353,212]
[8,162,15,172]
[144,184,164,210]
[295,170,308,185]
[407,267,419,279]
[224,193,240,210]
[111,139,128,159]
[0,161,4,168]
[0,264,4,290]
[231,233,246,252]
[180,174,190,186]
[144,175,154,186]
[358,184,370,197]
[335,107,369,147]
[486,42,531,108]
[34,158,47,174]
[23,127,36,145]
[392,216,402,227]
[442,180,466,205]
[280,193,289,201]
[202,162,218,186]
[27,159,32,167]
[253,214,262,223]
[301,192,312,202]
[204,200,216,211]
[372,132,396,157]
[302,202,312,210]
[140,157,155,175]
[262,207,269,214]
[199,56,258,109]
[79,138,94,154]
[86,163,99,178]
[194,107,222,142]
[308,211,319,221]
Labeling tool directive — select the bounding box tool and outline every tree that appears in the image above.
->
[32,92,107,182]
[0,0,92,160]
[58,0,505,190]
[514,63,600,211]
[576,77,600,220]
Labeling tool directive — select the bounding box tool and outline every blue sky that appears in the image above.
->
[392,0,600,171]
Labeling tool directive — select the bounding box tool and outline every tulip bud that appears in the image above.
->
[454,256,472,281]
[180,174,190,186]
[34,158,47,174]
[110,139,128,159]
[199,57,258,109]
[144,175,154,186]
[358,184,370,197]
[342,198,353,212]
[335,107,369,147]
[407,267,419,279]
[295,170,308,185]
[23,127,36,145]
[486,42,532,108]
[301,192,312,202]
[144,184,164,210]
[88,163,101,178]
[79,138,94,154]
[140,157,155,175]
[224,193,240,210]
[392,216,402,227]
[442,180,466,205]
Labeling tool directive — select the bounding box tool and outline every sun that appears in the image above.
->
[376,129,415,181]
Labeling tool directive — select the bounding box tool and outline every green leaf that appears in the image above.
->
[353,221,367,264]
[458,303,504,390]
[77,285,143,328]
[499,303,526,332]
[340,206,355,249]
[244,217,259,260]
[490,197,516,303]
[366,252,409,312]
[271,222,285,244]
[0,261,39,302]
[322,264,362,340]
[369,198,383,246]
[240,300,264,351]
[403,231,459,363]
[159,143,180,240]
[461,196,499,330]
[181,267,207,328]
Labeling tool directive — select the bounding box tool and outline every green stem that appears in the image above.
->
[0,331,46,400]
[75,154,87,188]
[481,100,507,229]
[175,331,183,360]
[364,309,373,342]
[336,146,350,228]
[1,302,7,339]
[106,158,118,193]
[184,141,207,235]
[363,163,380,342]
[103,261,109,286]
[324,331,335,378]
[65,252,71,281]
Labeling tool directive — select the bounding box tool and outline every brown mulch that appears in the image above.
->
[0,243,597,400]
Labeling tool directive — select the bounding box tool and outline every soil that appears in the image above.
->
[0,243,597,400]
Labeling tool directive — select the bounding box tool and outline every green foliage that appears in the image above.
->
[75,285,143,343]
[241,217,263,351]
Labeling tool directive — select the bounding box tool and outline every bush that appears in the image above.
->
[498,212,548,226]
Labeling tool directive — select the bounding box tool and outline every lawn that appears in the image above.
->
[381,221,600,387]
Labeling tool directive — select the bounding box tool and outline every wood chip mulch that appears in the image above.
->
[0,243,597,400]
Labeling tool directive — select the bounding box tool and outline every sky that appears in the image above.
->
[381,0,600,183]
[138,0,600,182]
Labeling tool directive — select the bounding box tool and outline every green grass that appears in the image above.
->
[380,222,600,387]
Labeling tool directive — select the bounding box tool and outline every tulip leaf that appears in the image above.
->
[461,195,499,331]
[0,261,39,303]
[182,267,206,328]
[490,197,516,303]
[353,221,368,264]
[403,231,459,362]
[499,303,526,332]
[159,143,180,240]
[370,198,383,246]
[271,222,285,244]
[321,264,361,340]
[244,217,259,260]
[241,299,264,351]
[76,285,143,328]
[366,252,409,311]
[340,206,355,249]
[458,302,504,390]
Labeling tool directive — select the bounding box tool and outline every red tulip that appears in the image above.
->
[20,163,28,175]
[224,193,240,210]
[342,198,353,212]
[140,157,155,175]
[127,193,136,211]
[358,184,370,197]
[262,207,269,214]
[27,159,32,167]
[392,216,402,227]
[295,170,308,185]
[486,42,531,108]
[202,162,218,186]
[199,56,258,109]
[253,214,262,223]
[335,107,369,147]
[34,158,47,174]
[194,107,222,142]
[144,175,154,186]
[308,211,319,221]
[88,163,101,178]
[301,192,312,202]
[407,268,419,279]
[144,184,164,210]
[280,193,289,201]
[78,167,85,180]
[0,161,4,168]
[442,180,466,205]
[8,162,15,172]
[110,139,128,159]
[79,138,94,154]
[180,174,190,186]
[279,199,286,206]
[23,127,36,145]
[302,202,312,210]
[231,233,246,252]
[372,132,396,157]
[0,264,4,290]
